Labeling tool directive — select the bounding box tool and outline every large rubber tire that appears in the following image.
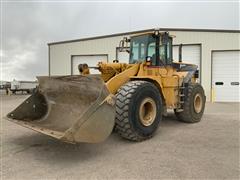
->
[175,83,206,123]
[115,81,163,141]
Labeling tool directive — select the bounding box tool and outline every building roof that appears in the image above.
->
[48,27,240,46]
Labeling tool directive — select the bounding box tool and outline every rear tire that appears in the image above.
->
[115,81,162,141]
[175,83,206,123]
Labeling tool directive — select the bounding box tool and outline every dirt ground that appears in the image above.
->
[1,94,239,179]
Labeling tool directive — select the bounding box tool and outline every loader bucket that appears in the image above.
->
[6,75,116,143]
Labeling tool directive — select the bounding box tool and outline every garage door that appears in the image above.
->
[173,45,201,67]
[212,51,240,102]
[72,55,108,74]
[173,45,201,82]
[116,48,130,63]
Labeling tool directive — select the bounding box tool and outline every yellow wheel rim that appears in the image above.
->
[139,97,157,126]
[194,93,203,113]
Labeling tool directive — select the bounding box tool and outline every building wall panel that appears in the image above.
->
[49,31,240,101]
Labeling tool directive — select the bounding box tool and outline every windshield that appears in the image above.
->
[129,35,155,64]
[129,34,173,65]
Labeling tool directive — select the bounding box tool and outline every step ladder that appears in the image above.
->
[175,84,185,112]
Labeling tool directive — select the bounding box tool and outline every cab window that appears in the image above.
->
[147,42,156,65]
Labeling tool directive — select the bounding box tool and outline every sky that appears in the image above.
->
[1,0,239,81]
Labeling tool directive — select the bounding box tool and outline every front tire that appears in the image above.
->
[115,81,163,141]
[175,83,206,123]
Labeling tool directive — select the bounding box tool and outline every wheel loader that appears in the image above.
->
[6,31,206,143]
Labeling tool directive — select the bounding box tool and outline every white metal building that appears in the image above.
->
[48,28,240,102]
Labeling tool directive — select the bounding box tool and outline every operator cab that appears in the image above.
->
[129,32,173,66]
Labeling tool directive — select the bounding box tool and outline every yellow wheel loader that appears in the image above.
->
[6,31,206,143]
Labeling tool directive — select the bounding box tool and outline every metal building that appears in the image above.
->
[48,28,240,102]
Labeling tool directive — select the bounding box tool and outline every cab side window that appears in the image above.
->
[160,37,173,65]
[131,42,146,63]
[147,42,156,65]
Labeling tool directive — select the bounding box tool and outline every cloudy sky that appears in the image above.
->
[1,0,239,81]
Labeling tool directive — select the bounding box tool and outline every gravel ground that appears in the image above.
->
[1,94,239,179]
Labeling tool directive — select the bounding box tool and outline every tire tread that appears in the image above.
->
[115,81,153,141]
[175,83,205,123]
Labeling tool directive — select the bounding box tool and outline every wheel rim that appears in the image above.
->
[194,93,203,113]
[139,97,157,126]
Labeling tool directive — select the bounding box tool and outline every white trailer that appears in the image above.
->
[10,80,38,94]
